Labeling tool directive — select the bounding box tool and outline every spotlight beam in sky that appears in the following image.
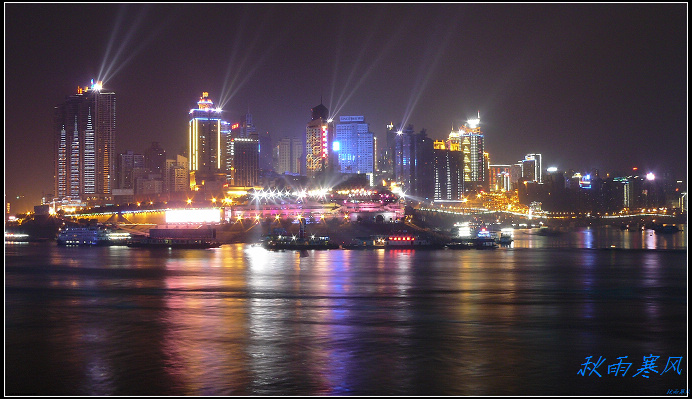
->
[399,19,457,129]
[218,7,303,111]
[97,5,178,86]
[328,14,408,119]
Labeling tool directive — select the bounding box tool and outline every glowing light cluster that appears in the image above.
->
[165,208,221,224]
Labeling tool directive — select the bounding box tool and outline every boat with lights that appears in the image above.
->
[57,226,130,246]
[127,237,221,249]
[126,226,221,249]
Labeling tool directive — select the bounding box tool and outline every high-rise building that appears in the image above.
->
[392,123,415,189]
[460,114,485,193]
[188,92,226,191]
[275,137,303,175]
[144,142,166,177]
[335,116,374,183]
[305,101,331,179]
[432,141,464,201]
[489,164,512,192]
[165,155,189,194]
[233,137,259,187]
[521,153,543,183]
[115,150,144,190]
[411,129,435,200]
[258,131,273,171]
[54,80,116,203]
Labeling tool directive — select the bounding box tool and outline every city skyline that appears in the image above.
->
[5,3,687,213]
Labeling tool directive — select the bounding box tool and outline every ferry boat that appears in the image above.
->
[127,237,221,249]
[57,226,130,246]
[384,233,446,249]
[474,229,498,249]
[341,236,387,249]
[263,219,339,250]
[262,235,340,250]
[127,225,221,249]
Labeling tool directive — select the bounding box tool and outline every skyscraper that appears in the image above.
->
[54,80,116,204]
[232,137,259,187]
[115,150,144,190]
[305,101,331,179]
[521,153,543,183]
[275,137,302,175]
[432,140,464,201]
[460,114,485,193]
[188,92,226,191]
[335,116,374,182]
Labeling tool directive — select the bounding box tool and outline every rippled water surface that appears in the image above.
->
[5,227,687,395]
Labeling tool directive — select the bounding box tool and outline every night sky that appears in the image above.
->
[5,3,687,213]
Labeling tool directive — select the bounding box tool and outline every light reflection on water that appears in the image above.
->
[4,229,687,396]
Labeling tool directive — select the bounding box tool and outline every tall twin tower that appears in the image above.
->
[54,80,116,204]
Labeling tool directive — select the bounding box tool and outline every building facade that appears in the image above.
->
[275,137,303,175]
[460,115,485,193]
[521,153,543,183]
[305,102,331,179]
[233,137,260,187]
[54,80,116,204]
[188,92,226,190]
[335,116,374,182]
[432,141,464,201]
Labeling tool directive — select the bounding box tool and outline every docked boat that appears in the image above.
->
[384,233,446,249]
[127,237,221,249]
[342,235,387,249]
[57,226,130,246]
[263,235,340,250]
[474,237,498,249]
[127,225,221,249]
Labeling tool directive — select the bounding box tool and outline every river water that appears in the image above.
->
[5,227,687,395]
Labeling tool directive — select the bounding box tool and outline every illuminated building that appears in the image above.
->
[188,92,227,190]
[459,113,485,193]
[432,141,463,201]
[521,153,542,183]
[233,137,260,187]
[54,80,116,204]
[392,123,414,189]
[489,164,512,192]
[305,101,331,179]
[335,116,374,184]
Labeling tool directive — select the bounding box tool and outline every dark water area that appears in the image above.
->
[5,227,688,396]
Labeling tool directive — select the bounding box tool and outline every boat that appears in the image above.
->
[126,225,221,248]
[341,236,387,250]
[384,233,446,250]
[127,236,221,249]
[445,239,474,250]
[263,236,340,250]
[474,237,498,249]
[57,226,130,246]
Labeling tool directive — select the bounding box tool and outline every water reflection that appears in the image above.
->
[510,226,686,250]
[4,233,687,396]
